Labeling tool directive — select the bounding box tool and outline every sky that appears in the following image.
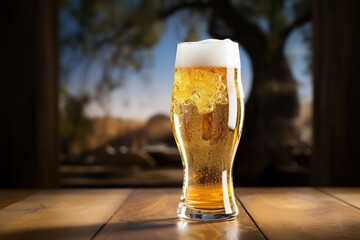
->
[61,8,312,121]
[85,17,255,121]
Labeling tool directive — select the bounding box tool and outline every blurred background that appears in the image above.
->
[2,0,359,188]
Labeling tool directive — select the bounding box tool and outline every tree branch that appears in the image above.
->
[278,11,311,54]
[208,13,235,39]
[159,0,212,19]
[212,0,267,54]
[92,1,212,50]
[92,22,134,51]
[281,12,311,41]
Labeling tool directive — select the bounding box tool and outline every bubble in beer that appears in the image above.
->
[172,39,241,115]
[172,67,229,115]
[170,39,244,217]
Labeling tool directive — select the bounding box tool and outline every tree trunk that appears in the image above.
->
[235,45,300,186]
[210,0,301,185]
[312,0,360,186]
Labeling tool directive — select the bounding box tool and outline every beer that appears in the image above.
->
[171,39,244,221]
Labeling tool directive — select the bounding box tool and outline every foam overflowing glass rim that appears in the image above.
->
[175,39,240,68]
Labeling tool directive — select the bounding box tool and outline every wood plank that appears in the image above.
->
[60,168,182,188]
[95,188,264,240]
[321,188,360,209]
[236,188,360,240]
[0,189,133,240]
[0,190,36,209]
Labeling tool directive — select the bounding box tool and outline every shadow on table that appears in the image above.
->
[0,218,181,240]
[102,218,249,239]
[0,223,104,240]
[110,217,180,231]
[0,218,252,239]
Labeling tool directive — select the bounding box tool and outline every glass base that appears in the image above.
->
[177,202,238,222]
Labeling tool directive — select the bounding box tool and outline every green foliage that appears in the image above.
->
[59,0,311,160]
[61,0,311,91]
[61,0,165,71]
[60,90,92,154]
[61,0,168,108]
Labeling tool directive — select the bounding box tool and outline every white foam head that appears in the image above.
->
[175,39,240,69]
[175,39,244,130]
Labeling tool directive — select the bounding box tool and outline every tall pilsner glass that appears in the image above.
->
[170,39,245,221]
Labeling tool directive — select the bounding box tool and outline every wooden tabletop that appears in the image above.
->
[0,188,359,240]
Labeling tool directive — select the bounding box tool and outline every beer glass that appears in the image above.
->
[170,39,245,221]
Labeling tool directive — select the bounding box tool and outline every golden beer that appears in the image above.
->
[171,39,244,221]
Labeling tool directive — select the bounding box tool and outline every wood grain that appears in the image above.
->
[236,188,360,240]
[95,188,264,240]
[0,189,133,240]
[321,188,360,209]
[0,190,36,210]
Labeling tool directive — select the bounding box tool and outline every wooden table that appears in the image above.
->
[0,188,359,239]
